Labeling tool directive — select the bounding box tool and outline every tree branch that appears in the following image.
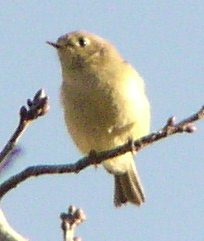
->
[0,106,203,201]
[0,89,49,168]
[0,209,27,241]
[60,205,86,241]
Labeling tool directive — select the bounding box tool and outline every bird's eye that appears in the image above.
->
[78,37,88,47]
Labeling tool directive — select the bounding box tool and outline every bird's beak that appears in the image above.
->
[46,41,61,49]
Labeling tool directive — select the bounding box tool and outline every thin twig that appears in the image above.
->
[0,106,203,200]
[0,146,23,172]
[0,89,49,168]
[61,205,86,241]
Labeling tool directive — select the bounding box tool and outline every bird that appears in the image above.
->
[47,31,150,207]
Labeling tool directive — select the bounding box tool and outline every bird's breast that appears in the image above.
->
[61,70,150,154]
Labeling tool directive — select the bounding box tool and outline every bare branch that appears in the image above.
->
[0,146,23,172]
[0,106,203,200]
[0,209,27,241]
[0,89,49,168]
[61,205,86,241]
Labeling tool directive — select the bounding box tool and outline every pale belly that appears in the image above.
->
[61,80,150,155]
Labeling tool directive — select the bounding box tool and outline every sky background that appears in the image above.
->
[0,1,204,241]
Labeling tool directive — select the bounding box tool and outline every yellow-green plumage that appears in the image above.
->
[50,31,150,206]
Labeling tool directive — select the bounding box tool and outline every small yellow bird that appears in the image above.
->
[47,31,150,207]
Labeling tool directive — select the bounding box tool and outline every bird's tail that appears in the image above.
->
[114,158,145,207]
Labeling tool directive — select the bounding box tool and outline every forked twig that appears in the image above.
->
[61,205,86,241]
[0,89,49,168]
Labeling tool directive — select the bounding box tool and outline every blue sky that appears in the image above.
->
[1,1,204,241]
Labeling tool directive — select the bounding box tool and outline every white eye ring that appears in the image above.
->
[77,37,90,47]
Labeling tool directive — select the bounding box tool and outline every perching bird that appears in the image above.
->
[47,31,150,207]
